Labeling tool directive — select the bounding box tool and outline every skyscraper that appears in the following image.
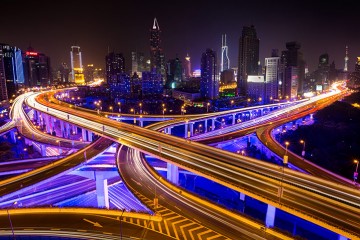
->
[142,68,163,96]
[0,49,8,101]
[166,57,183,89]
[265,51,281,102]
[221,34,230,72]
[105,52,125,85]
[237,26,260,96]
[70,46,85,85]
[150,18,166,83]
[23,47,51,87]
[200,49,219,99]
[344,46,349,72]
[131,51,145,77]
[184,54,192,78]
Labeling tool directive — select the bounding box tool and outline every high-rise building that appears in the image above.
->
[70,46,85,85]
[0,44,25,97]
[131,51,145,77]
[105,52,125,85]
[344,46,349,72]
[142,68,163,96]
[58,63,70,83]
[265,54,281,102]
[84,64,95,83]
[150,18,166,82]
[0,49,8,101]
[237,25,260,96]
[247,75,265,102]
[23,47,51,87]
[200,49,219,99]
[221,34,230,72]
[109,73,131,99]
[281,42,305,94]
[283,66,299,99]
[166,57,183,89]
[184,54,192,78]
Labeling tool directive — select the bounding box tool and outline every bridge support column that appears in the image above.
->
[44,114,51,133]
[167,163,179,185]
[60,120,65,137]
[310,113,313,119]
[10,130,16,143]
[211,118,215,131]
[48,116,54,132]
[65,122,70,138]
[239,192,245,201]
[139,119,143,127]
[33,110,38,122]
[82,128,88,142]
[72,125,77,135]
[204,120,208,133]
[167,127,172,135]
[337,235,347,240]
[189,123,194,137]
[95,172,109,209]
[265,204,276,227]
[40,144,47,157]
[232,114,236,125]
[88,131,93,142]
[184,123,188,138]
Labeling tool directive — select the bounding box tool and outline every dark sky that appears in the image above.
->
[1,0,359,72]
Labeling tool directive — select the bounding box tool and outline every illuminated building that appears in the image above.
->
[281,42,305,94]
[166,57,183,89]
[23,47,51,87]
[131,51,145,77]
[84,64,95,83]
[110,73,131,99]
[247,75,265,103]
[265,50,281,102]
[220,69,235,85]
[237,25,259,96]
[142,68,163,96]
[70,46,85,85]
[344,45,349,72]
[193,69,201,78]
[150,18,166,82]
[200,48,219,99]
[0,49,7,101]
[221,34,230,72]
[184,54,192,78]
[105,52,125,85]
[283,66,299,99]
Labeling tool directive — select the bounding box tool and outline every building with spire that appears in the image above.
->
[70,46,85,85]
[150,18,166,84]
[237,25,260,96]
[221,34,230,72]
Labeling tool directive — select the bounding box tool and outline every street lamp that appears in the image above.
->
[163,108,166,118]
[109,106,113,112]
[230,100,234,108]
[354,159,359,184]
[139,103,142,114]
[206,102,210,113]
[283,141,289,165]
[118,102,121,113]
[300,140,306,158]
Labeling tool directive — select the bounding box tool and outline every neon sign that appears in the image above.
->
[26,52,38,56]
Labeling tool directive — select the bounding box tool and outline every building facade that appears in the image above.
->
[200,48,219,99]
[23,47,51,87]
[150,18,166,82]
[221,34,230,72]
[105,52,125,85]
[0,49,8,101]
[184,54,192,78]
[142,69,163,96]
[166,57,183,89]
[265,56,281,102]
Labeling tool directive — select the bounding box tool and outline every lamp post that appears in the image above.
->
[300,140,306,158]
[139,103,142,114]
[206,102,210,113]
[354,159,359,184]
[118,102,121,113]
[230,100,234,108]
[162,108,166,118]
[109,106,113,113]
[120,208,125,240]
[283,141,289,165]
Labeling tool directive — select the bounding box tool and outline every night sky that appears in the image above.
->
[1,0,359,72]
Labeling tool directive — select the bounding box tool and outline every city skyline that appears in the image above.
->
[1,0,359,72]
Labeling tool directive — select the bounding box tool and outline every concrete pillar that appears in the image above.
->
[33,110,37,122]
[44,114,51,133]
[82,128,88,142]
[10,130,16,144]
[184,123,188,138]
[189,123,194,137]
[48,116,53,132]
[88,131,93,142]
[167,127,172,135]
[232,114,236,125]
[239,192,245,201]
[65,122,70,138]
[139,119,143,127]
[211,118,215,131]
[95,172,109,209]
[204,120,208,133]
[72,125,77,135]
[60,120,65,138]
[265,204,276,227]
[337,235,347,240]
[167,163,179,185]
[40,144,47,157]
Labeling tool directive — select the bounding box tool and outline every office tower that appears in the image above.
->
[110,73,131,99]
[184,54,192,78]
[344,46,349,72]
[247,75,265,102]
[150,18,166,82]
[281,42,305,94]
[221,34,230,72]
[283,66,299,99]
[0,43,25,97]
[0,49,7,101]
[58,63,70,83]
[84,64,95,83]
[200,49,219,99]
[105,52,125,85]
[166,57,183,89]
[23,47,51,87]
[265,54,281,102]
[220,69,235,84]
[70,46,85,85]
[131,72,142,98]
[131,51,145,77]
[142,68,163,96]
[237,25,260,96]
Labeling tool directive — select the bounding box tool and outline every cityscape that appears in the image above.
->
[0,1,360,240]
